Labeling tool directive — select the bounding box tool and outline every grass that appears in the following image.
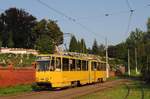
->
[107,76,120,81]
[0,84,32,96]
[76,85,128,99]
[76,80,150,99]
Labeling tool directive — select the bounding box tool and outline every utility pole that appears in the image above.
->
[128,49,131,76]
[135,48,138,74]
[105,37,109,78]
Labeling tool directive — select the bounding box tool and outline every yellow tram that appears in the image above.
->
[35,52,107,88]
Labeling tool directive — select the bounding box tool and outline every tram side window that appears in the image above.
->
[63,58,69,71]
[92,62,97,71]
[99,63,103,70]
[97,62,101,71]
[49,57,55,71]
[70,59,76,71]
[56,57,61,71]
[87,61,89,70]
[37,61,50,71]
[82,60,87,71]
[76,60,81,71]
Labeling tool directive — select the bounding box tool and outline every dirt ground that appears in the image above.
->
[0,79,130,99]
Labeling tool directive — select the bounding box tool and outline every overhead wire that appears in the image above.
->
[77,10,130,20]
[37,0,76,22]
[126,0,132,10]
[125,10,134,37]
[36,0,149,45]
[124,0,134,37]
[36,0,108,45]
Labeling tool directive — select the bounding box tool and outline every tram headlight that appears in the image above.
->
[36,77,39,81]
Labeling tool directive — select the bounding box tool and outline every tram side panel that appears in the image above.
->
[62,71,89,86]
[90,61,107,83]
[61,58,90,86]
[36,71,63,88]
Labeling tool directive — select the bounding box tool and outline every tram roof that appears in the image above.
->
[37,52,105,63]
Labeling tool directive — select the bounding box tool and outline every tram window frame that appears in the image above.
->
[82,60,87,71]
[99,63,102,70]
[62,58,69,71]
[37,60,50,71]
[70,59,76,71]
[91,62,97,71]
[76,60,81,71]
[55,57,61,71]
[97,62,101,71]
[49,57,55,71]
[86,61,89,70]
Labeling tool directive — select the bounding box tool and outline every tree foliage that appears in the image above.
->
[0,7,37,48]
[80,38,87,53]
[92,39,99,55]
[69,36,87,53]
[91,39,105,56]
[109,19,150,83]
[69,35,78,52]
[35,35,54,54]
[0,7,64,54]
[32,19,63,53]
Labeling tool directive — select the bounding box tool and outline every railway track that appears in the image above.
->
[124,82,144,99]
[0,79,130,99]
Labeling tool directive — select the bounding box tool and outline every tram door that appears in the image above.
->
[91,62,97,82]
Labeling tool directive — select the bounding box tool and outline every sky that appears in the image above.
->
[0,0,150,48]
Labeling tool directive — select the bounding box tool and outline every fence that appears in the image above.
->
[0,64,35,88]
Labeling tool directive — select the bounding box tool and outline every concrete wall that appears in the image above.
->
[0,48,38,55]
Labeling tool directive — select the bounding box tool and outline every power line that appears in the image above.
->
[124,10,134,36]
[124,0,135,37]
[36,0,149,46]
[78,10,130,20]
[36,0,107,43]
[36,0,76,22]
[123,1,150,37]
[77,4,150,21]
[126,0,132,10]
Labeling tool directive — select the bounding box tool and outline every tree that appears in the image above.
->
[0,40,1,47]
[87,47,92,54]
[69,35,78,52]
[0,7,37,48]
[47,20,63,45]
[80,38,87,53]
[126,28,144,48]
[147,18,150,34]
[108,45,116,58]
[92,39,99,55]
[77,40,82,53]
[98,44,105,56]
[141,18,150,82]
[32,19,63,51]
[7,31,14,48]
[35,35,54,54]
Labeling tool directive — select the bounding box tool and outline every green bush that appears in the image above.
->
[0,53,37,67]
